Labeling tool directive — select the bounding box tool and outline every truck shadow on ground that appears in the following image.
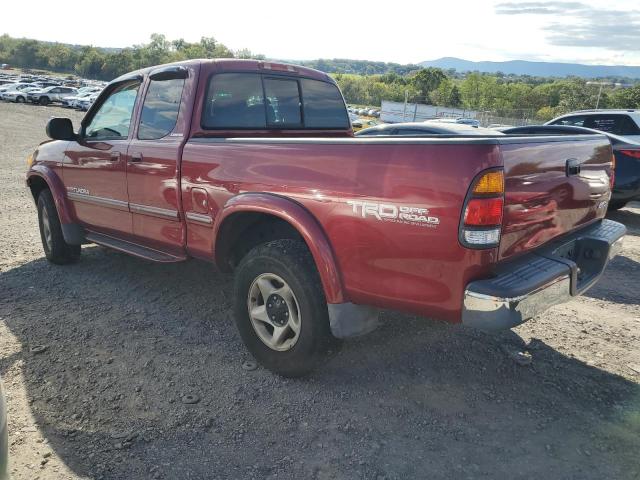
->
[0,246,639,479]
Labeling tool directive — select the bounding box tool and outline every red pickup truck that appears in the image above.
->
[26,59,625,376]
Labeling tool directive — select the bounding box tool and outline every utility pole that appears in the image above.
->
[403,90,408,121]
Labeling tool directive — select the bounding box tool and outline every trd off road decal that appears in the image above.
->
[346,200,440,228]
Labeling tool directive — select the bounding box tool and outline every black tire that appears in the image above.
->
[16,96,25,103]
[608,200,627,211]
[39,96,50,106]
[234,239,340,377]
[37,189,81,264]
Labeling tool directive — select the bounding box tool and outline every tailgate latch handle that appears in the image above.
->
[565,158,581,176]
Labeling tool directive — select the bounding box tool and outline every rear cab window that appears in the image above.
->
[202,73,348,130]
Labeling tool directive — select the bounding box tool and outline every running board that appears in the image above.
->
[85,232,187,263]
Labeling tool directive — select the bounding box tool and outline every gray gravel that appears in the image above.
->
[1,101,639,479]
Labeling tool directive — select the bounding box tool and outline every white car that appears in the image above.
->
[77,92,100,111]
[545,109,640,142]
[62,89,102,108]
[27,86,78,105]
[426,118,480,128]
[1,86,40,103]
[0,83,37,101]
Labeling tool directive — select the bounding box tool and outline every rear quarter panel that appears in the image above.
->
[181,139,503,322]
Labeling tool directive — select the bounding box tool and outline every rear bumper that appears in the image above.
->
[462,219,626,331]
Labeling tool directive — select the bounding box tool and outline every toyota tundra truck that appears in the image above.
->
[26,59,625,376]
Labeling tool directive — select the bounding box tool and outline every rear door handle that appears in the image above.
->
[130,153,143,163]
[109,151,121,162]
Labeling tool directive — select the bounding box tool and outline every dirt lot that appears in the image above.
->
[0,101,639,480]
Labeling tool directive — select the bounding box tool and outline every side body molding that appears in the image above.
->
[213,193,345,304]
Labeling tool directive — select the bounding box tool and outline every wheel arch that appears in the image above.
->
[27,166,74,224]
[213,193,345,304]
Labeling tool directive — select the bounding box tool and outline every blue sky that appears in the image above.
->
[3,0,639,65]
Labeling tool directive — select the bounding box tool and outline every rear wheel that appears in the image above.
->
[16,96,25,103]
[39,96,50,106]
[37,189,81,264]
[234,239,339,377]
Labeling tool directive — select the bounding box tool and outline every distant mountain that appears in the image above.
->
[420,57,640,80]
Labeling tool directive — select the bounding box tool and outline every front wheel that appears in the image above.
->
[234,239,339,377]
[39,96,50,106]
[37,189,81,264]
[16,96,25,103]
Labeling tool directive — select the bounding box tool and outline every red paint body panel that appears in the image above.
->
[25,59,615,326]
[500,139,612,260]
[181,140,502,320]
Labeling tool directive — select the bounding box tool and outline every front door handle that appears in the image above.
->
[130,153,143,163]
[109,151,121,162]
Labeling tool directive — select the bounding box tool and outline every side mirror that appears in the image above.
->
[46,117,76,141]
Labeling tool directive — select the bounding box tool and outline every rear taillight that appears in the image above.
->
[460,169,504,248]
[610,153,616,190]
[619,149,640,159]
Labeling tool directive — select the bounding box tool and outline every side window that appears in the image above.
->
[300,79,349,129]
[263,77,301,127]
[138,78,185,140]
[552,116,585,127]
[619,116,640,135]
[49,88,60,94]
[84,82,140,140]
[583,115,619,133]
[202,73,265,129]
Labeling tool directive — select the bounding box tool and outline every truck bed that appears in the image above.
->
[181,133,613,322]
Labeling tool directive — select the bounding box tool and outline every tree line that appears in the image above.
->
[2,34,640,121]
[333,69,640,121]
[0,33,262,81]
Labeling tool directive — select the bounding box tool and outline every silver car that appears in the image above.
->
[27,86,78,105]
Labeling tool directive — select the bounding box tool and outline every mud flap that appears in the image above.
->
[327,303,380,339]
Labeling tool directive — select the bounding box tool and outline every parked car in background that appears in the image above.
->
[27,86,77,105]
[2,86,39,103]
[546,110,640,142]
[504,124,640,210]
[351,118,379,132]
[427,117,481,127]
[0,377,7,480]
[357,122,503,136]
[348,111,359,122]
[0,83,37,100]
[62,88,102,108]
[76,92,100,111]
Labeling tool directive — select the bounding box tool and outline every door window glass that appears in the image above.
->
[85,82,139,140]
[138,78,185,140]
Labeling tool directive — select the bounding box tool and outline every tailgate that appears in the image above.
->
[499,136,613,260]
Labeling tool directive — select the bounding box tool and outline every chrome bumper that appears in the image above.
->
[462,219,626,331]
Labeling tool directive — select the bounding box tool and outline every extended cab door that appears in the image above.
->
[126,65,194,254]
[63,79,141,237]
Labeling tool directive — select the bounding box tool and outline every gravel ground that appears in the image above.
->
[0,101,639,480]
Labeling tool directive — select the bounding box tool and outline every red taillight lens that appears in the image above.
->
[619,149,640,159]
[611,153,616,190]
[464,198,504,226]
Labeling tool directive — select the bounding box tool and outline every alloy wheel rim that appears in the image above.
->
[247,273,301,351]
[42,208,52,250]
